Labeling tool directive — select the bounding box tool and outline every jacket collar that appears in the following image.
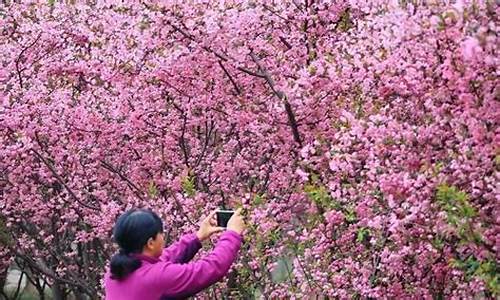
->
[131,253,160,264]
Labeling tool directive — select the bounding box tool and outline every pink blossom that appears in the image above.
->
[462,37,483,61]
[0,0,497,298]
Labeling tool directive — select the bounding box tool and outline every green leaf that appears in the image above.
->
[356,227,370,243]
[433,161,444,176]
[147,181,158,198]
[450,256,499,295]
[465,256,480,276]
[461,203,477,218]
[252,194,265,206]
[345,207,357,223]
[450,258,464,269]
[338,9,352,32]
[304,184,337,210]
[431,236,444,250]
[436,184,476,224]
[269,229,281,245]
[181,175,196,197]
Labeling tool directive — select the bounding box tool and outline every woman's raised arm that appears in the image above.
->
[154,230,242,298]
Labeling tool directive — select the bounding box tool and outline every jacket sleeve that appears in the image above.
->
[153,230,243,298]
[160,233,202,264]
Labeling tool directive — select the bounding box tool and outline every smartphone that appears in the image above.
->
[216,209,234,228]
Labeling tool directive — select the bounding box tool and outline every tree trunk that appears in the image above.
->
[51,281,65,300]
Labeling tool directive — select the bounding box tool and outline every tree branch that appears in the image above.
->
[15,33,42,89]
[179,113,191,168]
[31,148,99,211]
[279,36,293,50]
[149,6,302,146]
[100,160,146,202]
[218,60,241,95]
[14,252,96,296]
[194,120,215,168]
[163,19,266,78]
[249,52,302,146]
[161,191,196,226]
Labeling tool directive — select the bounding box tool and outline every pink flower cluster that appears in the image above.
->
[0,0,498,298]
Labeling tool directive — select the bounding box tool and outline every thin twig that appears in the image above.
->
[249,52,302,146]
[218,60,242,95]
[162,191,196,226]
[31,148,99,211]
[164,19,266,78]
[15,33,42,89]
[194,120,215,168]
[14,252,95,295]
[100,160,146,202]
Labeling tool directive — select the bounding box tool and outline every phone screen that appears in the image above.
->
[216,210,234,228]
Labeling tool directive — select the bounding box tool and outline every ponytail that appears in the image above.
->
[109,251,142,280]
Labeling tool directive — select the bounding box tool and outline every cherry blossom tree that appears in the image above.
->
[1,0,498,298]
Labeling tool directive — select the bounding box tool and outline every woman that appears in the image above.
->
[104,208,246,299]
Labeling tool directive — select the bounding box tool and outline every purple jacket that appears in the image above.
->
[104,230,242,300]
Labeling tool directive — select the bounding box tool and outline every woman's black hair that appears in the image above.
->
[109,209,164,280]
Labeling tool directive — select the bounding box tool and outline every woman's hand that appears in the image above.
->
[196,210,224,242]
[227,208,246,235]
